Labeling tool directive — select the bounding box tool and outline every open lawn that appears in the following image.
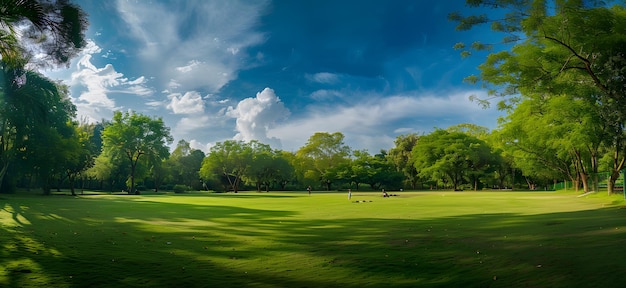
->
[1,190,626,287]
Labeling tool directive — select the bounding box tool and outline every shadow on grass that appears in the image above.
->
[1,195,625,287]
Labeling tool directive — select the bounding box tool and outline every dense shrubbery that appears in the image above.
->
[173,184,190,194]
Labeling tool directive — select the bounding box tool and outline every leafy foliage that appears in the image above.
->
[102,111,172,194]
[296,132,351,190]
[412,129,498,190]
[0,0,88,68]
[452,0,626,193]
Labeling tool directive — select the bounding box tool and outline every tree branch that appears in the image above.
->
[543,35,609,94]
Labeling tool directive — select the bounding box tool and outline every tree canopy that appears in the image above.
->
[296,132,351,191]
[412,129,497,191]
[452,0,626,193]
[0,0,88,68]
[101,111,172,194]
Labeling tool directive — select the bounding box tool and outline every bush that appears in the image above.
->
[173,184,190,194]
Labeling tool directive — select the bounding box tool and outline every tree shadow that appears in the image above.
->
[1,195,625,287]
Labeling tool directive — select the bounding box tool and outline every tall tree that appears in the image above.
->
[101,111,172,194]
[245,142,294,192]
[0,0,88,193]
[167,140,205,190]
[296,132,351,191]
[388,134,420,189]
[451,1,626,193]
[498,93,605,192]
[0,70,75,193]
[200,140,252,192]
[66,122,99,195]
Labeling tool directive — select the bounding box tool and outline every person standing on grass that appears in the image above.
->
[348,189,352,200]
[307,185,311,195]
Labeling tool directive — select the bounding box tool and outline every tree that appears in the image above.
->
[498,92,605,192]
[0,69,76,193]
[485,131,517,190]
[347,150,403,190]
[0,0,88,69]
[388,134,421,189]
[88,152,128,192]
[60,121,96,195]
[166,140,205,190]
[412,129,496,191]
[451,1,626,193]
[200,140,252,192]
[0,0,88,193]
[101,111,172,194]
[274,151,296,190]
[296,132,351,191]
[448,124,501,190]
[80,120,107,190]
[244,142,294,192]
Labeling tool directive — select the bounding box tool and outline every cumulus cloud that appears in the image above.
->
[189,139,214,154]
[167,91,205,114]
[226,87,290,148]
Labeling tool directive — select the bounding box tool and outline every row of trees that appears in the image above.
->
[199,133,403,192]
[3,103,619,195]
[0,0,88,194]
[3,0,626,195]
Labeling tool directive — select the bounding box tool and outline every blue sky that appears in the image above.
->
[45,0,503,153]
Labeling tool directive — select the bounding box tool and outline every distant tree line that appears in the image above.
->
[2,0,625,195]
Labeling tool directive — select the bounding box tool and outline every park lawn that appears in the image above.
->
[1,190,625,287]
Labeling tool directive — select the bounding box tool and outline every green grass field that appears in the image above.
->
[1,190,625,287]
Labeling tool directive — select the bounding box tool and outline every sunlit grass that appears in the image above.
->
[1,190,625,287]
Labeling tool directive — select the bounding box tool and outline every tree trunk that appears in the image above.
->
[130,166,136,194]
[580,172,589,193]
[68,174,76,196]
[608,170,620,195]
[0,162,8,193]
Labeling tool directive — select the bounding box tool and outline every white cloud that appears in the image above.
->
[306,72,340,84]
[70,58,120,122]
[268,89,503,152]
[146,100,166,107]
[115,0,268,93]
[175,115,212,134]
[226,87,290,148]
[167,91,205,114]
[310,89,344,101]
[176,60,201,73]
[81,40,103,57]
[124,84,153,97]
[189,139,214,154]
[128,76,146,85]
[393,127,416,134]
[167,79,182,89]
[66,40,155,123]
